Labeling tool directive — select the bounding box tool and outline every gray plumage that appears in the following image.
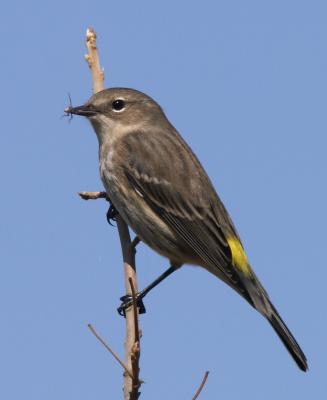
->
[68,87,307,371]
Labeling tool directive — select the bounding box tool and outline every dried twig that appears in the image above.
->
[191,371,209,400]
[83,28,142,400]
[116,218,141,400]
[129,278,140,345]
[85,28,105,94]
[79,191,107,200]
[87,324,134,380]
[131,236,141,250]
[128,278,141,398]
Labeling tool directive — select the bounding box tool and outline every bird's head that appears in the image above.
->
[65,88,167,143]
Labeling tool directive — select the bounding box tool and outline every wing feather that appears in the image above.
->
[125,166,253,304]
[119,129,254,304]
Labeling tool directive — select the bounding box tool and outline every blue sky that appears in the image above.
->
[1,1,326,398]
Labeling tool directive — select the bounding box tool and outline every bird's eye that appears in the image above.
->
[112,99,126,112]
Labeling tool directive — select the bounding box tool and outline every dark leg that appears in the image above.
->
[106,203,119,226]
[118,264,181,316]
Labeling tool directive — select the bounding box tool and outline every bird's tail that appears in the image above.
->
[209,235,308,370]
[267,300,308,371]
[241,274,308,371]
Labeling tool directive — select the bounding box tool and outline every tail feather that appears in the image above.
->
[241,273,308,371]
[267,301,308,371]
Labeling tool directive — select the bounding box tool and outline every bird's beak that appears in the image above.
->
[65,104,98,117]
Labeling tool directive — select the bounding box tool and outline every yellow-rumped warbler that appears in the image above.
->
[67,88,307,371]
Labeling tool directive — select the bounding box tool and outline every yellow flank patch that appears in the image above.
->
[227,237,251,276]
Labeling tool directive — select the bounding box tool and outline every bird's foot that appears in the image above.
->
[117,294,146,317]
[106,203,119,225]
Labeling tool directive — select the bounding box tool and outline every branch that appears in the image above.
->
[79,191,107,200]
[85,28,105,94]
[87,324,134,381]
[191,371,209,400]
[83,27,142,400]
[116,217,141,400]
[128,278,141,396]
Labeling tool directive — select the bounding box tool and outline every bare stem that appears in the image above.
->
[129,278,140,345]
[79,191,107,200]
[87,324,134,380]
[116,217,141,400]
[128,278,141,398]
[191,371,209,400]
[85,28,105,94]
[83,27,142,400]
[131,236,141,250]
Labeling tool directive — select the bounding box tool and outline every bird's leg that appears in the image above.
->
[106,202,119,226]
[118,264,181,317]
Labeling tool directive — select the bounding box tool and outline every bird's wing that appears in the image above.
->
[119,130,255,304]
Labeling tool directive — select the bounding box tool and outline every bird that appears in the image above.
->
[66,87,308,371]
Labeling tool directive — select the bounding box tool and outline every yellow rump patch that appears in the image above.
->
[227,237,251,276]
